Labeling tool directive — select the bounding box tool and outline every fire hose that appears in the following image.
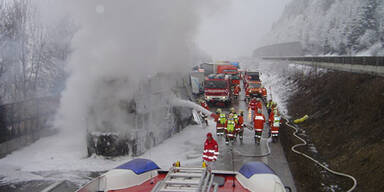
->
[284,119,357,192]
[233,123,271,158]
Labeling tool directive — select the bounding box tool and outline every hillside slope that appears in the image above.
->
[263,0,384,56]
[280,70,384,191]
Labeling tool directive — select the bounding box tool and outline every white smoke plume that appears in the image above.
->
[54,0,221,156]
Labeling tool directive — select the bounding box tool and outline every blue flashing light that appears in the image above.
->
[239,162,276,179]
[115,158,160,175]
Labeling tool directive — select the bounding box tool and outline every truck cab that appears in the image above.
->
[204,74,231,106]
[245,81,263,99]
[244,71,261,89]
[217,65,240,86]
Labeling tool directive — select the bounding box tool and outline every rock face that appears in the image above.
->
[281,70,384,192]
[264,0,384,56]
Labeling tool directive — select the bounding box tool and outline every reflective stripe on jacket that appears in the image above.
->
[227,120,235,132]
[219,113,226,124]
[203,139,219,162]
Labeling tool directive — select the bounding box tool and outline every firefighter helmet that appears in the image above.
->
[217,108,222,113]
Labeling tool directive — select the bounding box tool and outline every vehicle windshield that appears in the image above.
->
[249,75,260,81]
[204,80,227,89]
[223,69,237,73]
[248,83,261,88]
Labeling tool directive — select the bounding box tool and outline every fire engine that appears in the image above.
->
[204,74,231,106]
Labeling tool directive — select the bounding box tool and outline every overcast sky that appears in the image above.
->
[197,0,291,59]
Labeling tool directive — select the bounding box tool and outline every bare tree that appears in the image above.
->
[0,0,75,104]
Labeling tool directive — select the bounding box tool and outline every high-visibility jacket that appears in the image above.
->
[254,112,265,132]
[266,101,272,109]
[271,115,281,136]
[233,113,239,124]
[226,120,235,133]
[219,113,226,125]
[203,139,219,162]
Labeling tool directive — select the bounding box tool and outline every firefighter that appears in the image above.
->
[236,110,245,143]
[225,114,236,145]
[269,103,277,125]
[249,97,257,110]
[254,109,265,144]
[255,98,263,111]
[216,108,226,136]
[266,99,273,115]
[271,102,277,114]
[203,132,219,170]
[270,110,281,143]
[233,111,239,125]
[233,85,241,99]
[261,86,267,101]
[229,107,236,115]
[200,100,209,110]
[199,100,209,125]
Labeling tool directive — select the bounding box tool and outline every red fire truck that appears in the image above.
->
[204,74,231,106]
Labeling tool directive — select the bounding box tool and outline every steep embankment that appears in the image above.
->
[280,70,384,192]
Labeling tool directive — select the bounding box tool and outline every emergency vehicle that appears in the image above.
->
[76,158,291,192]
[217,64,240,87]
[245,81,263,100]
[204,74,232,106]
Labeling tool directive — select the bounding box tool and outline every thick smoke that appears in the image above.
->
[54,0,213,156]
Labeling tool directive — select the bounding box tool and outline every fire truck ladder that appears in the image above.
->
[151,167,218,192]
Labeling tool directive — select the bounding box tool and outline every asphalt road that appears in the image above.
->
[211,82,297,192]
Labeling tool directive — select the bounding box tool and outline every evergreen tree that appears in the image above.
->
[347,0,379,53]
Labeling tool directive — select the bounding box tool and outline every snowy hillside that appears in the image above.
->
[263,0,384,56]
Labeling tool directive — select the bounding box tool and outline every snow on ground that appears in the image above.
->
[0,111,216,185]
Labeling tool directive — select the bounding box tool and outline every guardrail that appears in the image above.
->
[263,56,384,76]
[263,56,384,66]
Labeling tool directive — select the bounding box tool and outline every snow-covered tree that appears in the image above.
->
[0,0,75,104]
[262,0,384,56]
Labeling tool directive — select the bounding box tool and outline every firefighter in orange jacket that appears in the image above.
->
[200,100,209,111]
[236,111,245,142]
[233,85,241,98]
[269,103,277,123]
[203,132,219,170]
[254,109,265,144]
[261,86,267,101]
